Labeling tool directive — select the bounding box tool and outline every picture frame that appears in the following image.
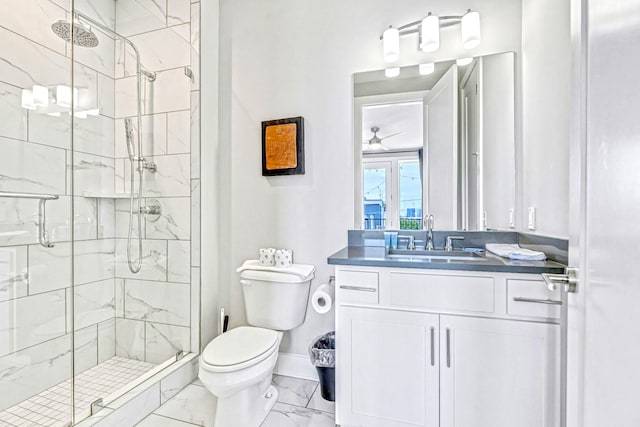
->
[261,116,305,176]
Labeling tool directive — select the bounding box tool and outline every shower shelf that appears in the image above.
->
[82,192,138,199]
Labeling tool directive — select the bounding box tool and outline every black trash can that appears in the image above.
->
[309,331,335,401]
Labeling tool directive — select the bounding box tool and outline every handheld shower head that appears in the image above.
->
[124,118,136,161]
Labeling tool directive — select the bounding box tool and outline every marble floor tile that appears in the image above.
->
[154,384,216,427]
[137,413,199,426]
[141,377,335,427]
[260,403,336,427]
[306,386,335,414]
[272,375,318,407]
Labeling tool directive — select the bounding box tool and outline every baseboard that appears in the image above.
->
[274,352,319,381]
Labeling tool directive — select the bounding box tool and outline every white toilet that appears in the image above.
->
[199,261,315,427]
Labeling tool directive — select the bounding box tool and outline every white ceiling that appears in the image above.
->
[362,101,423,151]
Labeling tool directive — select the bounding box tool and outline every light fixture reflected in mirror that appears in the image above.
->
[19,84,99,119]
[21,89,36,110]
[456,57,473,66]
[419,63,435,75]
[380,9,481,63]
[385,67,400,78]
[32,85,48,107]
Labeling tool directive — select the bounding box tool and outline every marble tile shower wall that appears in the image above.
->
[0,0,201,413]
[112,0,201,368]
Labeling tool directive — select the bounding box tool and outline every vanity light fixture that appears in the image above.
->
[420,13,440,53]
[385,67,400,78]
[383,26,400,63]
[461,10,481,49]
[456,57,473,66]
[419,63,435,75]
[381,9,481,62]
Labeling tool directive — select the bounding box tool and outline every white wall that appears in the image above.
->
[201,0,220,351]
[521,0,571,237]
[212,0,523,356]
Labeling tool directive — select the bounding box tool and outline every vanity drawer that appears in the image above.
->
[337,270,379,304]
[389,272,495,313]
[507,279,561,319]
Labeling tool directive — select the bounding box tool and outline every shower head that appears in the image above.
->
[51,20,99,48]
[124,118,136,161]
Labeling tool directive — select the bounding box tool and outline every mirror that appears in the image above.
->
[354,52,515,231]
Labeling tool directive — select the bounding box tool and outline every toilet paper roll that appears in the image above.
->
[275,249,293,267]
[259,248,276,266]
[311,283,335,314]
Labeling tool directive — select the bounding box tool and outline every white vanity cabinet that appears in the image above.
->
[335,266,561,427]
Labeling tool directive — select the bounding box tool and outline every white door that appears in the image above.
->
[461,62,481,231]
[338,307,439,427]
[362,161,393,229]
[440,315,560,427]
[423,65,458,230]
[567,1,640,425]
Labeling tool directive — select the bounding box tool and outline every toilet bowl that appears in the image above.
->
[199,327,283,427]
[198,261,315,427]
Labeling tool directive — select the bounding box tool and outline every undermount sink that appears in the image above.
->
[387,249,485,262]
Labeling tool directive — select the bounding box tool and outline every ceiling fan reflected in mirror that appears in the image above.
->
[363,126,403,151]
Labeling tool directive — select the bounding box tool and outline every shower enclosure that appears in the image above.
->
[0,0,201,425]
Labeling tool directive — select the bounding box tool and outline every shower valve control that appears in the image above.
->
[139,199,162,222]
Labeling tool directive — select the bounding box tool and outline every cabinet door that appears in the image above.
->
[338,307,439,427]
[440,315,560,427]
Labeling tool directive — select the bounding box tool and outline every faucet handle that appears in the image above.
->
[444,235,465,251]
[397,235,416,250]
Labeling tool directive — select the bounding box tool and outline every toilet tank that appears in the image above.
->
[238,263,315,331]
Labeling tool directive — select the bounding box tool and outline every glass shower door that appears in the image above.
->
[70,0,201,424]
[0,0,74,425]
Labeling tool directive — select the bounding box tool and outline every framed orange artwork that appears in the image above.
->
[261,117,305,176]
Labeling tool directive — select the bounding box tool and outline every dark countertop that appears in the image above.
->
[328,246,566,274]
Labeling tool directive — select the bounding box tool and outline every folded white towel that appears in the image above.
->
[485,243,547,261]
[237,260,315,280]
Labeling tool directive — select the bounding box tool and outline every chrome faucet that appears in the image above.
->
[424,214,435,250]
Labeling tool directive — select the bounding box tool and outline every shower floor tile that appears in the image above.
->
[0,357,155,427]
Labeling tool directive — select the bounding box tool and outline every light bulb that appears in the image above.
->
[32,85,49,107]
[456,57,473,66]
[385,67,400,78]
[420,13,440,53]
[461,10,481,49]
[419,63,435,75]
[383,26,400,63]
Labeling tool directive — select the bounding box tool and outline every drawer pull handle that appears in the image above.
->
[430,327,435,366]
[446,328,451,368]
[339,285,376,292]
[513,297,563,305]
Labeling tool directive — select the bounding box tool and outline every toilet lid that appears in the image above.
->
[202,326,279,367]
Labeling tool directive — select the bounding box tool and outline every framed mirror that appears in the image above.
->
[354,51,515,232]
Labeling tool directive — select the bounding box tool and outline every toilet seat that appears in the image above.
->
[201,326,279,373]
